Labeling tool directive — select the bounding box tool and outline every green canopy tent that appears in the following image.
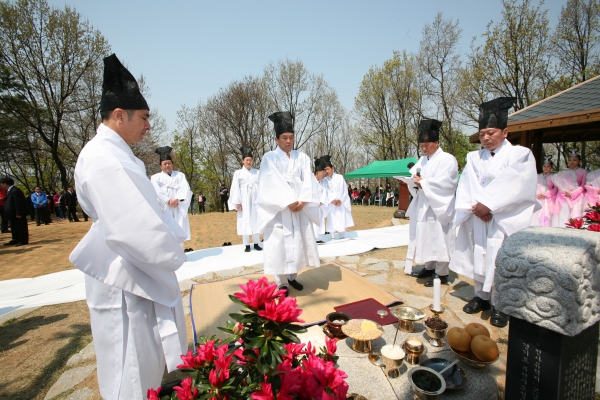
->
[344,157,418,211]
[344,158,418,179]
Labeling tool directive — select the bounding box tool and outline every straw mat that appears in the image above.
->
[190,263,400,342]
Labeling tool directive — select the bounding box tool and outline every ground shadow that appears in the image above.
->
[0,245,42,255]
[0,314,68,352]
[0,322,91,400]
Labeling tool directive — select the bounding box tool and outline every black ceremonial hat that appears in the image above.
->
[320,155,333,168]
[418,119,442,143]
[240,146,254,159]
[268,111,294,137]
[478,97,515,131]
[100,54,149,112]
[155,146,173,163]
[314,157,326,172]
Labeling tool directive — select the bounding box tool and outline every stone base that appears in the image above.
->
[505,317,598,400]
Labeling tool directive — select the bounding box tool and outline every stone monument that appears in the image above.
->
[495,226,600,400]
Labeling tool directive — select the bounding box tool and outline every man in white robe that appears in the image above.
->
[69,54,188,399]
[228,146,262,252]
[449,97,537,328]
[151,146,192,241]
[321,155,354,239]
[312,157,328,244]
[397,119,458,287]
[256,111,321,294]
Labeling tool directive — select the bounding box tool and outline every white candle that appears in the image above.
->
[433,277,441,311]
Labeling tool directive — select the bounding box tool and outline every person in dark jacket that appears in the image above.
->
[0,177,29,246]
[64,186,79,222]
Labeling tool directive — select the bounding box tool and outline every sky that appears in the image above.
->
[47,0,565,133]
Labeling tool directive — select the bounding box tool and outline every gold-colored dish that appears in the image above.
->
[391,306,426,321]
[450,347,499,369]
[341,319,383,341]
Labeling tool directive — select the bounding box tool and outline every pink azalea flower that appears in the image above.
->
[234,277,286,310]
[282,342,307,362]
[585,212,600,222]
[588,224,600,232]
[277,362,303,399]
[147,387,161,400]
[566,218,584,229]
[208,368,230,388]
[174,377,199,400]
[196,340,217,363]
[214,344,233,370]
[258,296,304,323]
[177,350,203,370]
[250,381,274,400]
[325,337,337,356]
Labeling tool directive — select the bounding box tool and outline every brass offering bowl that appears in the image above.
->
[423,317,448,347]
[391,306,425,333]
[341,319,383,353]
[403,337,425,365]
[450,347,499,369]
[408,366,447,400]
[325,312,351,338]
[381,344,405,378]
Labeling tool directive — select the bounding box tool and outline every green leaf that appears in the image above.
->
[249,336,266,349]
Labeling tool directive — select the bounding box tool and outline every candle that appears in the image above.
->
[433,277,441,311]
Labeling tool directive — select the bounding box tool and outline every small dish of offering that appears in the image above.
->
[421,358,468,390]
[341,319,383,353]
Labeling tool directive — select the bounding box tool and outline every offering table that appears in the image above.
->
[322,320,499,399]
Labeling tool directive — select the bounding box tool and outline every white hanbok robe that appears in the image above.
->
[150,170,192,240]
[69,123,188,400]
[397,147,458,274]
[228,167,260,235]
[313,175,330,237]
[449,140,538,293]
[327,172,355,232]
[256,147,321,276]
[585,169,600,208]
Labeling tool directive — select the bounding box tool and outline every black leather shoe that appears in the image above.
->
[316,240,325,244]
[279,286,288,297]
[463,297,492,314]
[490,307,509,328]
[416,268,435,279]
[288,279,303,291]
[244,245,251,252]
[424,274,448,287]
[254,244,262,251]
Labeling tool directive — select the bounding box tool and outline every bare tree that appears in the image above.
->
[419,13,464,156]
[0,0,110,188]
[554,0,600,84]
[264,59,333,150]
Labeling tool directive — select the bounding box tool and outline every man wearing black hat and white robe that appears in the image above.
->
[228,146,262,252]
[151,146,193,241]
[69,54,188,399]
[312,157,329,244]
[256,112,320,294]
[397,119,458,287]
[321,155,354,239]
[449,97,537,328]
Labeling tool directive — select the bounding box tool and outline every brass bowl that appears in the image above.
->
[325,312,350,337]
[404,337,424,353]
[424,319,448,347]
[341,319,383,353]
[408,366,447,399]
[450,347,499,369]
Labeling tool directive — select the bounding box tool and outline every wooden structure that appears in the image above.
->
[469,75,600,171]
